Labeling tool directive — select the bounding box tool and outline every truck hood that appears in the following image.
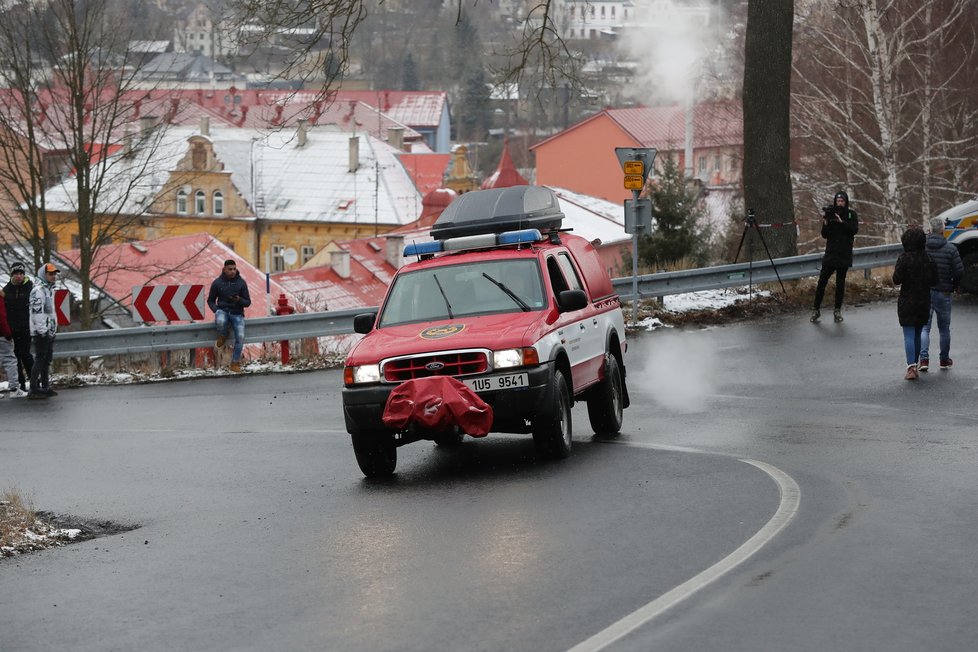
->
[346,311,543,365]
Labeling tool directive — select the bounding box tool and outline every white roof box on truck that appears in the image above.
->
[430,186,564,241]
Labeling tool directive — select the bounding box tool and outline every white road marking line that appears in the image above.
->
[568,443,800,652]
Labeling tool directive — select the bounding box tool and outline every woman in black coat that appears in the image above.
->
[892,226,937,380]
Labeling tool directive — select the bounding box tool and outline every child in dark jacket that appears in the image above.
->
[892,226,937,380]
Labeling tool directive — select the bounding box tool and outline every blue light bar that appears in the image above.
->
[497,229,543,245]
[404,229,543,257]
[404,241,443,256]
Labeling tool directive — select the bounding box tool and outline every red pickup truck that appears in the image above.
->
[342,186,629,477]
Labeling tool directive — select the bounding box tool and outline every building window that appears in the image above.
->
[213,191,224,215]
[612,6,616,17]
[272,244,285,272]
[71,234,80,249]
[195,190,205,214]
[301,245,315,264]
[698,156,707,173]
[590,6,595,17]
[601,6,605,17]
[714,155,722,172]
[176,189,188,214]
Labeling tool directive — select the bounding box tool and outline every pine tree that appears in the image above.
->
[637,157,710,270]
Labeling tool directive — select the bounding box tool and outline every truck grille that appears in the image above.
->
[383,350,489,382]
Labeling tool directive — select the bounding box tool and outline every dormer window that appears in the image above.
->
[177,189,188,214]
[195,190,206,214]
[213,191,224,215]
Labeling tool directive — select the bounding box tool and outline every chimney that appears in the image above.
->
[384,234,404,269]
[139,115,158,138]
[200,115,210,136]
[122,126,133,156]
[330,250,351,279]
[348,136,359,173]
[387,127,404,151]
[297,118,308,147]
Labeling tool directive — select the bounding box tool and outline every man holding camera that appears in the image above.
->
[812,190,859,323]
[207,258,252,373]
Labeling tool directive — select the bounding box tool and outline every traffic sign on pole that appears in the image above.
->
[54,289,70,326]
[132,284,206,322]
[615,147,658,190]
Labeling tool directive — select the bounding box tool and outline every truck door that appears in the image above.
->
[546,253,603,391]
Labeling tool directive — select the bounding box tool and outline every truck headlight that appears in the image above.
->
[493,347,539,369]
[344,363,381,385]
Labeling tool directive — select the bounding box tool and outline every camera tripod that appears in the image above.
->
[733,209,787,302]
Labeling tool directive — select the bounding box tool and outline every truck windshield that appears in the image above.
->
[378,258,546,327]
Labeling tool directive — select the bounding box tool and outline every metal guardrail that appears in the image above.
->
[54,243,903,358]
[55,309,363,358]
[612,242,903,300]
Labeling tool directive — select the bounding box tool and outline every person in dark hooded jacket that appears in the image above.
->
[812,190,859,323]
[893,226,937,380]
[207,258,251,373]
[2,262,33,392]
[918,216,963,371]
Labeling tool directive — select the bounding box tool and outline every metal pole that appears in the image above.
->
[632,231,639,323]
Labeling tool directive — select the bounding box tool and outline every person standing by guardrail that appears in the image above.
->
[893,226,937,381]
[812,190,859,323]
[0,286,26,398]
[207,258,251,373]
[27,263,60,399]
[918,216,964,372]
[3,262,33,393]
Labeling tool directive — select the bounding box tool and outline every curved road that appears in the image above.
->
[1,297,976,651]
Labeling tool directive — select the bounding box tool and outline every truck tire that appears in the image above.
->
[352,431,397,477]
[434,430,464,447]
[587,353,623,436]
[959,252,978,295]
[533,370,572,459]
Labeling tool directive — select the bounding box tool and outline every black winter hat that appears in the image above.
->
[10,262,26,274]
[834,191,849,205]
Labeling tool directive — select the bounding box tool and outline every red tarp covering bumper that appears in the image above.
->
[382,377,494,437]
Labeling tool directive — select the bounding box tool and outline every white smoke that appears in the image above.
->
[630,332,717,413]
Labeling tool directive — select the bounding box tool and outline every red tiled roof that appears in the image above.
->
[397,152,451,196]
[481,139,528,189]
[58,233,297,321]
[605,101,743,149]
[531,100,743,152]
[274,243,396,312]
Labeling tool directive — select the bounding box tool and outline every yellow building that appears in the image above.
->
[40,120,426,272]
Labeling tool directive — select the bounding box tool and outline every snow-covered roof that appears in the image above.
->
[40,123,424,228]
[550,187,629,245]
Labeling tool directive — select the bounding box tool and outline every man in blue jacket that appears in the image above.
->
[207,259,252,373]
[918,217,964,371]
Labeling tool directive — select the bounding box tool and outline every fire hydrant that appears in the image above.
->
[275,293,296,364]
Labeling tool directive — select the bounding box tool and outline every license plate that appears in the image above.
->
[464,373,528,393]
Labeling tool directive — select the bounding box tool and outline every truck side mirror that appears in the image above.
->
[353,312,377,334]
[557,289,588,313]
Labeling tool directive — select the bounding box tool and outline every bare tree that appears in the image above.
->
[0,0,183,328]
[792,0,978,244]
[224,1,583,101]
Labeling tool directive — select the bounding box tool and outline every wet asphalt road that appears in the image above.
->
[2,297,977,651]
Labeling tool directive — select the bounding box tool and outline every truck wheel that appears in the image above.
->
[587,353,623,436]
[959,252,978,294]
[434,430,464,447]
[351,431,397,477]
[533,370,572,459]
